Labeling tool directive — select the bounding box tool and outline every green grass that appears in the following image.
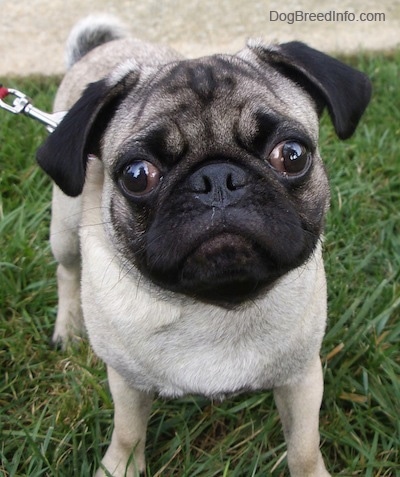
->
[1,51,399,477]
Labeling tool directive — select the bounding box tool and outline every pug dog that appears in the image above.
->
[36,15,371,477]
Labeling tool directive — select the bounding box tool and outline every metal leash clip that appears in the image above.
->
[0,85,65,133]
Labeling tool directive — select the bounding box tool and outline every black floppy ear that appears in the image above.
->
[248,41,372,139]
[36,70,139,197]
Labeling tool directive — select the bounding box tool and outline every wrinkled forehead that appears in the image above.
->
[150,56,264,105]
[143,55,317,119]
[108,55,319,160]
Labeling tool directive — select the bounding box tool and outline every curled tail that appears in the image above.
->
[65,14,129,69]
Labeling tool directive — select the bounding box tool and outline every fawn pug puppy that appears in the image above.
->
[37,15,371,477]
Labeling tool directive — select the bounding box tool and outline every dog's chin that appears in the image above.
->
[150,233,284,307]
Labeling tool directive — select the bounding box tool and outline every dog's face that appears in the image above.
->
[37,41,371,305]
[101,56,329,305]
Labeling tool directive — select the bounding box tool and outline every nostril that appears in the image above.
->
[203,175,212,193]
[227,173,236,191]
[227,171,247,191]
[190,172,213,193]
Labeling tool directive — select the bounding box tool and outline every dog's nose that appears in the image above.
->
[189,163,248,208]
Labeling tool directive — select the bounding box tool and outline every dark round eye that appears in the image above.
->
[119,161,162,196]
[268,141,311,176]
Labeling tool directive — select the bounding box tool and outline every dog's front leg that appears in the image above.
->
[50,186,84,346]
[273,356,331,477]
[96,366,153,477]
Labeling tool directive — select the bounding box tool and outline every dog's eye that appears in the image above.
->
[268,141,311,176]
[119,161,161,196]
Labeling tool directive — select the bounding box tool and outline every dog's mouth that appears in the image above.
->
[142,204,317,306]
[173,233,278,305]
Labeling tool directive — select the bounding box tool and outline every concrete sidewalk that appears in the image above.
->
[1,0,399,77]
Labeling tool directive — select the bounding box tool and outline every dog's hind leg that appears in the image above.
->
[274,355,331,477]
[50,185,84,346]
[96,366,153,477]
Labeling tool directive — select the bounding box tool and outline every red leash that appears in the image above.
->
[0,85,9,99]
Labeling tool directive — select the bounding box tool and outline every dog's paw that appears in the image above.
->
[52,305,85,350]
[288,452,331,477]
[95,451,145,477]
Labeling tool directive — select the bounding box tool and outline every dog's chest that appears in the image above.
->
[80,237,326,397]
